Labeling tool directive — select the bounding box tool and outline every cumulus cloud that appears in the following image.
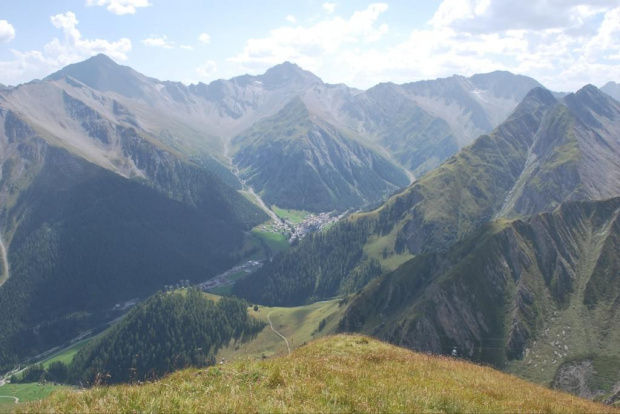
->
[180,45,194,51]
[327,0,620,91]
[431,0,614,34]
[142,35,174,48]
[86,0,151,15]
[45,12,131,64]
[0,20,15,43]
[196,60,217,78]
[198,33,211,44]
[230,3,389,74]
[286,15,296,23]
[0,11,131,85]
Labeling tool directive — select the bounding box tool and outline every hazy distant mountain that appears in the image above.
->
[335,71,544,177]
[232,97,410,212]
[44,55,545,181]
[46,54,156,99]
[601,81,620,102]
[23,55,547,208]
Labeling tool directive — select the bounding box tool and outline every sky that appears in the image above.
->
[1,0,619,91]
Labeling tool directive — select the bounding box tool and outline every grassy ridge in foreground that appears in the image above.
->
[21,335,618,414]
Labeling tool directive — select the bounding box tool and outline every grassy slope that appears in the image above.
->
[271,206,310,224]
[0,383,69,414]
[218,299,346,361]
[20,335,618,414]
[41,340,92,370]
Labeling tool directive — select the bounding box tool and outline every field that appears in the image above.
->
[40,339,92,369]
[251,229,290,255]
[271,206,310,224]
[0,383,69,413]
[22,335,619,414]
[218,298,348,361]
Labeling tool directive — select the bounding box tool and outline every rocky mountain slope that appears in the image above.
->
[37,55,544,209]
[340,197,620,399]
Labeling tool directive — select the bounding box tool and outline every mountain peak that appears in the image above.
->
[515,86,556,109]
[601,81,620,102]
[469,71,544,100]
[564,84,618,122]
[45,54,150,98]
[260,62,323,88]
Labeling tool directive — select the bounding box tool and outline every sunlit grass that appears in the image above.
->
[20,335,618,414]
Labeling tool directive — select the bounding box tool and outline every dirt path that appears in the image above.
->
[0,395,19,403]
[267,311,291,356]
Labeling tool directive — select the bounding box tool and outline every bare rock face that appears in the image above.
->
[553,360,599,399]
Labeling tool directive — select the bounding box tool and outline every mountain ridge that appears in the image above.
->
[21,335,619,413]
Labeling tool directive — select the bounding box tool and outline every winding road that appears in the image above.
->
[267,311,291,356]
[0,396,19,404]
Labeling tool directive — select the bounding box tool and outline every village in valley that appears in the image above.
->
[258,210,340,243]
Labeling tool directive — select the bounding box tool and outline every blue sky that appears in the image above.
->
[1,1,619,90]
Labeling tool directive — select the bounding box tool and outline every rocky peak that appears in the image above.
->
[259,61,323,89]
[601,81,620,102]
[563,84,619,125]
[509,87,557,118]
[45,54,151,98]
[468,71,543,100]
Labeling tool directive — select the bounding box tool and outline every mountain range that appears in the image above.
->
[17,54,548,212]
[234,83,620,399]
[1,54,619,402]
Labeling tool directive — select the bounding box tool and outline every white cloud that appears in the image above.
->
[230,3,389,74]
[0,11,131,85]
[196,60,217,78]
[46,12,131,64]
[0,20,15,43]
[323,2,337,14]
[286,15,296,23]
[142,35,174,49]
[316,0,620,91]
[431,0,614,33]
[198,33,211,44]
[85,0,151,15]
[180,45,194,51]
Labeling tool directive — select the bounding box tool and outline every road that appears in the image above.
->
[0,396,19,403]
[267,311,291,356]
[224,141,281,223]
[0,230,9,287]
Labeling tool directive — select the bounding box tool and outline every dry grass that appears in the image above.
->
[20,335,618,414]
